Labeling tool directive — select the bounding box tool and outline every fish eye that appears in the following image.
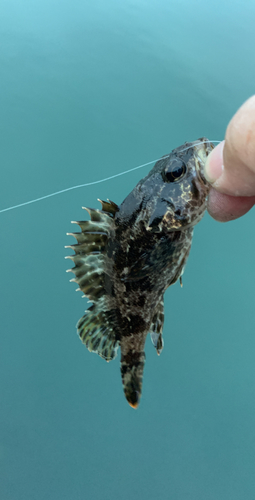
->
[163,159,187,183]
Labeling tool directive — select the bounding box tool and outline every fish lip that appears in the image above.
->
[196,165,208,186]
[195,157,208,186]
[195,142,212,181]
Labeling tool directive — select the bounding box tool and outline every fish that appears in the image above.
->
[66,137,214,408]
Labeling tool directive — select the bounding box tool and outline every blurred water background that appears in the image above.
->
[1,1,255,499]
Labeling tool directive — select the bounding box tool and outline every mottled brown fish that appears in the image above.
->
[66,138,214,408]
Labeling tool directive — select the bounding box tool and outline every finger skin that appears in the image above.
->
[221,95,255,196]
[207,188,255,222]
[205,95,255,221]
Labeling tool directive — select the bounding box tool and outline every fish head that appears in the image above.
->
[140,138,214,232]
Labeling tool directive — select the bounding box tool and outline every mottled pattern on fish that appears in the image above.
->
[66,138,214,408]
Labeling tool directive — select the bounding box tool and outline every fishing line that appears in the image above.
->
[0,140,221,214]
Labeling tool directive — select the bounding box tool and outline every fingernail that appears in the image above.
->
[204,141,225,184]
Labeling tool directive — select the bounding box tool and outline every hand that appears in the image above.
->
[204,95,255,222]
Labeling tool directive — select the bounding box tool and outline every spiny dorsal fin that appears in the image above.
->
[150,299,164,355]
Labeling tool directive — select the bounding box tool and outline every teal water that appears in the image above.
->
[1,1,255,499]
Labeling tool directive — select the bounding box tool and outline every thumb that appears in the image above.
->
[204,95,255,197]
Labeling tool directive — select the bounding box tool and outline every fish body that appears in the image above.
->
[67,138,214,408]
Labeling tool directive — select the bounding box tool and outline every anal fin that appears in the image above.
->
[150,299,164,355]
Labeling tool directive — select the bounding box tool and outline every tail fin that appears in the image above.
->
[120,351,146,408]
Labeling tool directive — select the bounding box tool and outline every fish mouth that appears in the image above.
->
[195,138,214,182]
[192,138,214,189]
[196,158,208,185]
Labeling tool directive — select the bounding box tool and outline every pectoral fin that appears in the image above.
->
[67,200,120,361]
[66,201,118,302]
